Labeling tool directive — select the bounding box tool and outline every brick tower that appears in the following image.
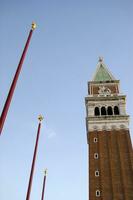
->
[85,58,133,200]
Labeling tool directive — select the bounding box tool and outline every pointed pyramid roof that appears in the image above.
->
[92,57,115,82]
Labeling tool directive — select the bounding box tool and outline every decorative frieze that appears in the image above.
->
[87,120,129,131]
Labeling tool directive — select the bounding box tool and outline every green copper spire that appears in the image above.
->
[92,57,115,82]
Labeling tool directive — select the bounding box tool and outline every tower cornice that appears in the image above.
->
[86,115,130,133]
[85,95,126,103]
[86,114,129,121]
[88,80,120,84]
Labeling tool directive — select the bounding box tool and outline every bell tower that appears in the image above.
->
[85,58,133,200]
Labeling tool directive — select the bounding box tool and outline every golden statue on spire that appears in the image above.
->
[99,56,104,63]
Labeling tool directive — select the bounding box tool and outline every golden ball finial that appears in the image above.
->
[38,115,44,122]
[31,22,37,30]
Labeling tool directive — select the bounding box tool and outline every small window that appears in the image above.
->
[94,137,98,143]
[96,190,100,197]
[95,170,99,177]
[101,106,106,115]
[94,153,99,159]
[114,106,119,115]
[95,107,100,116]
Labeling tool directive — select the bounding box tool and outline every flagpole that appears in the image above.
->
[26,115,43,200]
[0,22,36,135]
[41,169,47,200]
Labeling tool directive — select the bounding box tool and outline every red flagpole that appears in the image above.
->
[26,115,43,200]
[0,22,36,135]
[41,169,47,200]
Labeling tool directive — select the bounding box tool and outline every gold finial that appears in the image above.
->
[31,22,37,30]
[38,115,44,122]
[99,56,103,63]
[44,169,47,176]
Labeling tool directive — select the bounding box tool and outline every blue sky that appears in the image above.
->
[0,0,133,199]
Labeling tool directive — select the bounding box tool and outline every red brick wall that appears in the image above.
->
[88,129,133,200]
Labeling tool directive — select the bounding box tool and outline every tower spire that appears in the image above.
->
[92,57,115,82]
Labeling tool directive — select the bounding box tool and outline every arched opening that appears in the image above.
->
[101,107,106,115]
[94,137,98,143]
[107,106,113,115]
[114,106,119,115]
[94,153,99,159]
[95,170,100,177]
[96,190,100,197]
[95,107,100,116]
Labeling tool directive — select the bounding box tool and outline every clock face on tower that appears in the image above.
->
[98,86,111,96]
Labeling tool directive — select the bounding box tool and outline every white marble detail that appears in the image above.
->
[87,98,126,117]
[88,119,129,131]
[98,86,111,96]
